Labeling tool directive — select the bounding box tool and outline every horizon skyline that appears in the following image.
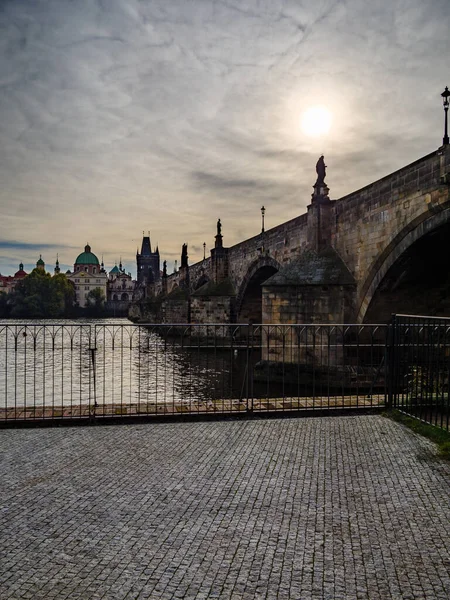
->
[0,137,448,279]
[1,0,449,278]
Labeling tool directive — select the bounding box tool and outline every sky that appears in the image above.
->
[0,0,449,277]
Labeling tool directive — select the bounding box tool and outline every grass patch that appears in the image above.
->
[384,410,450,460]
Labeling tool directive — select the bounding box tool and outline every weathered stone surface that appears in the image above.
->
[263,248,355,286]
[1,416,449,599]
[134,145,450,325]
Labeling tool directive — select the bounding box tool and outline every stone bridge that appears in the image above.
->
[144,144,450,325]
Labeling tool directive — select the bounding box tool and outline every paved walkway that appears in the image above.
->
[1,416,449,600]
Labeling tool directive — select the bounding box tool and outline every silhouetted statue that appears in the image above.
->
[162,260,167,278]
[181,243,188,268]
[217,219,222,236]
[315,155,326,184]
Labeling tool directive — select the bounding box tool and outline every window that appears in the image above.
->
[86,279,90,283]
[96,279,101,283]
[93,268,96,274]
[85,286,89,290]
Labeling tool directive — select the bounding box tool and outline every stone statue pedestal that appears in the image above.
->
[311,182,330,203]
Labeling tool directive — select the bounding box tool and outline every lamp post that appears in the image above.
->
[203,242,206,260]
[442,86,450,146]
[261,205,265,233]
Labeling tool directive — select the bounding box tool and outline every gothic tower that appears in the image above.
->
[136,233,160,285]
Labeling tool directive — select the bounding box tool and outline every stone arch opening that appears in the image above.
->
[236,257,280,324]
[362,217,450,322]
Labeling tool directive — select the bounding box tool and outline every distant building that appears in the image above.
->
[105,260,136,315]
[36,255,45,271]
[0,263,28,294]
[67,244,108,307]
[136,234,160,286]
[107,260,135,303]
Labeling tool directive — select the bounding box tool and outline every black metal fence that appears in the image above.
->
[388,314,450,430]
[0,322,387,424]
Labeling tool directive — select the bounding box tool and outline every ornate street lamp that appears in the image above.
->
[261,205,265,233]
[442,86,450,146]
[203,242,206,260]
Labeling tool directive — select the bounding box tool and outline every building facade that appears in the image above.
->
[67,245,108,308]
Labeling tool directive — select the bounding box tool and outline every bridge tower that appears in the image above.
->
[136,232,160,286]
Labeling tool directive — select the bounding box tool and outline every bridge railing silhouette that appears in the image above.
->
[0,318,448,429]
[0,321,389,425]
[387,314,450,430]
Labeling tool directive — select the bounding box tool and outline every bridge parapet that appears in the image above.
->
[134,145,450,326]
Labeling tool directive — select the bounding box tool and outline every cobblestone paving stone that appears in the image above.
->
[0,415,449,599]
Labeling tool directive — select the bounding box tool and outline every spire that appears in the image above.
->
[140,233,152,256]
[119,257,123,271]
[19,262,23,271]
[156,245,159,255]
[54,253,60,275]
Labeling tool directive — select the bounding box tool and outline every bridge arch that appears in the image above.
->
[193,273,209,291]
[358,206,450,322]
[235,256,281,323]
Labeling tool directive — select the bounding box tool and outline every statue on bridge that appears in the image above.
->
[181,243,188,268]
[315,155,326,185]
[217,219,222,236]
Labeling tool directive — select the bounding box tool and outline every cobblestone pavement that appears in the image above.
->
[1,416,449,600]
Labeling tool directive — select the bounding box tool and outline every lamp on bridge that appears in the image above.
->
[442,86,450,146]
[261,205,266,233]
[203,242,206,260]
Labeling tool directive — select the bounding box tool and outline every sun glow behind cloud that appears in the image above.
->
[301,106,332,137]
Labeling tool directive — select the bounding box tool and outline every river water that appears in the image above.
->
[0,319,258,410]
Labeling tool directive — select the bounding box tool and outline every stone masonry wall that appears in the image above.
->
[150,145,450,325]
[332,146,450,318]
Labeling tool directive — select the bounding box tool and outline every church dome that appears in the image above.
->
[75,244,100,266]
[109,265,120,275]
[14,262,27,278]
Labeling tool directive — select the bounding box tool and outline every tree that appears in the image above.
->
[0,292,10,318]
[85,287,106,317]
[9,269,75,318]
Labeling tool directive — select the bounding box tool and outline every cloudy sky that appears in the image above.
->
[0,0,449,276]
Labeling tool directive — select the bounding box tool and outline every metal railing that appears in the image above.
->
[0,322,387,424]
[388,314,450,430]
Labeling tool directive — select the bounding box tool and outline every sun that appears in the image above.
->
[301,106,332,137]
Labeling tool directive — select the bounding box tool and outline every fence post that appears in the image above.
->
[386,314,397,410]
[246,325,254,413]
[89,327,98,420]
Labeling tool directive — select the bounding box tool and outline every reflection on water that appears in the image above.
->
[0,319,253,409]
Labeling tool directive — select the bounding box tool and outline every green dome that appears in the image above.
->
[36,255,45,266]
[75,244,100,265]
